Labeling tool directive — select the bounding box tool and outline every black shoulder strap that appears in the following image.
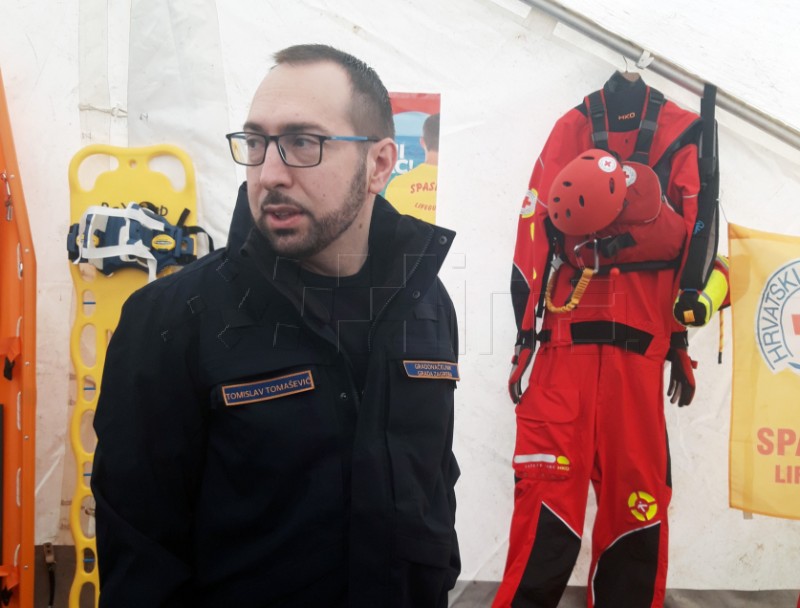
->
[586,88,665,163]
[679,84,720,290]
[629,88,665,164]
[585,91,609,151]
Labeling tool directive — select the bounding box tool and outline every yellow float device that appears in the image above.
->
[673,255,731,327]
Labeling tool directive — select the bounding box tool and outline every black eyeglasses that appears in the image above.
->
[226,132,379,168]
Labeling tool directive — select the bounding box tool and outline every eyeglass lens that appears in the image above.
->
[230,133,323,167]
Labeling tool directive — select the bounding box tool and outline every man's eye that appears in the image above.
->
[245,136,263,149]
[286,135,317,148]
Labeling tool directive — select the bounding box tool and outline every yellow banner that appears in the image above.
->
[729,223,800,520]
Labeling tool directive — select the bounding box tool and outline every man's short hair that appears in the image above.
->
[422,113,440,152]
[274,44,395,140]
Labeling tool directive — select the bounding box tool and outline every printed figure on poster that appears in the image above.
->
[383,93,441,224]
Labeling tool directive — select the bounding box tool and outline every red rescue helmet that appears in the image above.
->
[547,150,627,235]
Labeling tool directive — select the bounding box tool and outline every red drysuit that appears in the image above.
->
[494,73,702,608]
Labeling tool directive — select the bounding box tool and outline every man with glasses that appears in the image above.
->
[92,44,460,608]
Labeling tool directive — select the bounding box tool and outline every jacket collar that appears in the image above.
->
[238,194,454,294]
[235,192,455,347]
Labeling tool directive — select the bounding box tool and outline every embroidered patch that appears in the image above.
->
[403,360,460,380]
[222,370,315,406]
[520,188,537,218]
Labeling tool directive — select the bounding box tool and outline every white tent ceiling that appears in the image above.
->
[549,0,800,134]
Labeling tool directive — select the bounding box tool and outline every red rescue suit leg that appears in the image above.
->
[494,343,671,608]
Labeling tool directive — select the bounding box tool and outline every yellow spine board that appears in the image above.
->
[67,144,197,607]
[0,68,37,608]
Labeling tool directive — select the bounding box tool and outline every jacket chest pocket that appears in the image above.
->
[201,344,340,473]
[196,345,348,559]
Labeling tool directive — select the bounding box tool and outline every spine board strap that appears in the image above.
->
[67,203,214,282]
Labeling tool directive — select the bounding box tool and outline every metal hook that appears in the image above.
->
[573,238,600,273]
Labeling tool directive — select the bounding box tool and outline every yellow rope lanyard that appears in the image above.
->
[545,264,595,314]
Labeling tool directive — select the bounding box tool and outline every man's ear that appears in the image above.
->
[367,138,398,194]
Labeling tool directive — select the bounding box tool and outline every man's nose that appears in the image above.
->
[256,142,292,189]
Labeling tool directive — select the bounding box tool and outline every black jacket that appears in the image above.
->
[92,186,460,607]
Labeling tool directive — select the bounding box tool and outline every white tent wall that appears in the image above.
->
[1,0,81,553]
[2,0,799,593]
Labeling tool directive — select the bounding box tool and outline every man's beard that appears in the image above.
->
[256,162,368,260]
